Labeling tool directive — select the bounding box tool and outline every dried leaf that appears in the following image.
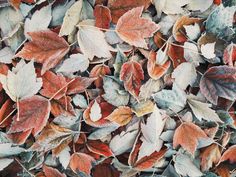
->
[219,145,236,164]
[94,5,112,29]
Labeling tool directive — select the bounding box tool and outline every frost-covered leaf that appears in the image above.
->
[58,146,70,169]
[183,23,201,41]
[183,42,204,66]
[201,42,216,59]
[0,158,13,171]
[57,53,89,74]
[0,47,14,64]
[90,100,102,122]
[0,60,42,102]
[102,76,129,107]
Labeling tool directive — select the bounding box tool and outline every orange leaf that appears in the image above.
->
[223,43,236,67]
[105,106,133,126]
[94,5,112,29]
[0,99,14,128]
[9,0,21,9]
[108,0,150,23]
[8,95,50,136]
[7,130,32,145]
[15,30,69,74]
[167,43,186,68]
[200,144,221,171]
[43,165,66,177]
[86,140,113,157]
[69,152,95,175]
[173,16,202,43]
[116,6,159,49]
[40,71,67,100]
[147,50,171,80]
[120,60,144,98]
[215,164,230,177]
[173,122,208,155]
[219,145,236,164]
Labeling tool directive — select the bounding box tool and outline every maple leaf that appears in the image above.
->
[69,152,95,176]
[105,106,133,126]
[116,6,159,49]
[173,122,209,155]
[0,60,42,102]
[8,95,50,136]
[108,0,151,23]
[15,30,70,74]
[219,145,236,164]
[200,66,236,105]
[94,5,112,29]
[120,60,144,98]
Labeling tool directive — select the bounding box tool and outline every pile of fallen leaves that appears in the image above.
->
[0,0,235,176]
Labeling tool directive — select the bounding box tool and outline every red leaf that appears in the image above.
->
[69,152,95,176]
[86,140,113,157]
[15,30,69,74]
[167,43,186,68]
[8,95,50,136]
[219,145,236,164]
[0,99,14,128]
[223,43,236,67]
[92,163,120,177]
[94,5,112,29]
[7,129,32,145]
[116,6,159,48]
[40,71,67,100]
[108,0,151,23]
[200,66,236,105]
[147,51,171,79]
[43,165,66,177]
[51,96,75,117]
[120,60,144,98]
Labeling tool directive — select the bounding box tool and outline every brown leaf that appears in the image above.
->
[219,145,236,164]
[94,5,112,29]
[8,95,50,136]
[173,122,208,155]
[147,50,171,80]
[40,71,67,100]
[15,30,69,74]
[116,6,159,49]
[92,163,120,177]
[215,164,231,177]
[86,140,113,157]
[43,165,66,177]
[105,106,133,126]
[108,0,151,23]
[200,144,221,171]
[69,152,95,175]
[120,60,144,98]
[167,43,186,68]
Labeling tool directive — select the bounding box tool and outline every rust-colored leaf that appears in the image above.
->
[43,165,66,177]
[15,30,69,74]
[147,50,171,80]
[86,140,113,157]
[219,145,236,164]
[173,122,208,155]
[8,95,50,136]
[108,0,151,23]
[116,6,159,49]
[94,5,112,29]
[69,152,95,175]
[120,60,144,98]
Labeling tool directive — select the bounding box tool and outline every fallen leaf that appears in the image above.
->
[200,66,236,105]
[116,7,159,49]
[90,100,102,122]
[0,47,14,64]
[15,30,70,74]
[120,60,144,98]
[77,20,114,60]
[90,64,111,88]
[223,43,236,67]
[69,152,95,175]
[0,158,13,171]
[201,42,216,59]
[43,165,66,177]
[8,95,50,136]
[173,122,208,154]
[94,5,112,29]
[108,0,151,23]
[105,106,133,126]
[219,145,236,164]
[0,60,42,102]
[86,140,113,157]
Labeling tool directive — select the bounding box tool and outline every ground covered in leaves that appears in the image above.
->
[0,0,235,177]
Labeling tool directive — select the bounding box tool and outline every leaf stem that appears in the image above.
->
[78,24,116,32]
[16,98,20,121]
[0,108,16,126]
[15,158,35,177]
